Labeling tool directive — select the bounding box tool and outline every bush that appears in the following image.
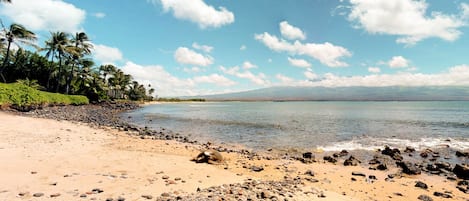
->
[0,83,89,110]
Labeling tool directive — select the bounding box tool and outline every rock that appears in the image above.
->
[33,193,44,197]
[344,156,361,166]
[304,169,315,177]
[323,156,337,163]
[162,175,169,180]
[302,152,313,159]
[433,191,452,198]
[397,161,421,175]
[377,164,387,170]
[381,146,403,160]
[260,191,270,199]
[415,181,428,190]
[92,188,104,193]
[417,194,433,201]
[251,166,264,172]
[351,172,366,177]
[117,197,125,201]
[420,149,433,158]
[105,198,113,201]
[193,150,223,164]
[456,150,469,157]
[453,164,469,179]
[50,193,61,198]
[368,175,377,180]
[80,194,87,198]
[161,192,170,197]
[404,146,416,153]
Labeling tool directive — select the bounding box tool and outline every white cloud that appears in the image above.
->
[183,67,202,73]
[306,65,469,87]
[368,67,381,73]
[255,32,351,67]
[275,74,313,87]
[462,3,469,19]
[242,61,257,69]
[152,0,235,29]
[121,62,237,96]
[192,42,213,53]
[220,66,270,86]
[388,56,409,68]
[240,45,247,50]
[174,47,214,66]
[279,21,306,40]
[288,57,312,68]
[0,0,85,33]
[93,44,123,65]
[304,69,319,80]
[348,0,466,45]
[93,12,106,18]
[193,74,236,87]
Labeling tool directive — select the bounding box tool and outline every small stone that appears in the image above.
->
[161,192,170,197]
[323,156,337,163]
[433,191,452,198]
[50,193,61,198]
[80,194,87,198]
[377,164,387,170]
[453,164,469,179]
[344,156,361,166]
[92,188,104,193]
[141,195,153,199]
[105,198,113,201]
[417,194,433,201]
[368,175,377,180]
[117,197,125,201]
[352,172,366,177]
[393,192,403,196]
[18,192,28,197]
[415,181,428,190]
[162,175,170,180]
[33,193,44,197]
[31,171,37,174]
[251,166,264,172]
[304,170,315,177]
[174,177,182,181]
[303,152,313,159]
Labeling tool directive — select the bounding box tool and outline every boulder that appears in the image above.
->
[397,161,421,175]
[344,156,361,166]
[453,164,469,179]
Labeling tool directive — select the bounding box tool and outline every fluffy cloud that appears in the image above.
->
[220,66,270,86]
[240,45,247,51]
[193,74,236,86]
[368,67,381,73]
[348,0,466,45]
[304,69,319,80]
[152,0,234,29]
[279,21,306,40]
[306,65,469,87]
[275,74,313,86]
[0,0,85,33]
[288,57,312,68]
[174,47,214,66]
[242,61,257,69]
[192,42,213,53]
[121,62,237,96]
[388,56,409,68]
[255,32,351,67]
[93,44,124,65]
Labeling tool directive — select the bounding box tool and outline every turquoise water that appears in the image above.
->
[124,101,469,151]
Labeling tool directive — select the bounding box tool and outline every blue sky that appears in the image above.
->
[1,0,469,96]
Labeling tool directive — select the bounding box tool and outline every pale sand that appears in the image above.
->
[0,112,466,200]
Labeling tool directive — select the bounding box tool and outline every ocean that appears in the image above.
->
[123,101,469,151]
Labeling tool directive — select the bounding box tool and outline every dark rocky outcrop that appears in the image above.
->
[343,155,360,166]
[453,164,469,179]
[397,161,421,175]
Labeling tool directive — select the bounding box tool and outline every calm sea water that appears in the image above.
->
[124,101,469,151]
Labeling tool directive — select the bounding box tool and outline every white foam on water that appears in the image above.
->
[318,137,469,152]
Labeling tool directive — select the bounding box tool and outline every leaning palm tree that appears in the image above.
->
[65,32,92,94]
[0,0,11,3]
[0,23,37,82]
[43,31,70,92]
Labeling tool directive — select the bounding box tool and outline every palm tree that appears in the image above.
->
[109,69,131,99]
[0,0,11,3]
[66,32,92,94]
[0,23,37,82]
[43,31,70,92]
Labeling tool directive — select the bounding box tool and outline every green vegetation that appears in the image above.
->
[0,19,155,107]
[0,82,88,108]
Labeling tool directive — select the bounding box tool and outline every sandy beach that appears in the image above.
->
[0,110,468,201]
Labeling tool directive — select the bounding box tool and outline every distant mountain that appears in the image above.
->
[187,86,469,101]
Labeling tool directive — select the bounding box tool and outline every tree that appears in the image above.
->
[109,69,131,99]
[0,23,37,82]
[0,0,11,3]
[66,32,92,94]
[43,32,70,92]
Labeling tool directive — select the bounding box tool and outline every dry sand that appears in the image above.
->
[0,112,466,200]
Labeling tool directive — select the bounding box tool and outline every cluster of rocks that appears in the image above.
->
[156,176,323,201]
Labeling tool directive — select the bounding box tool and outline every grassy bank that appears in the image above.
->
[0,83,88,110]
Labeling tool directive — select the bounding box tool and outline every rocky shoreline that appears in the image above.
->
[4,102,469,200]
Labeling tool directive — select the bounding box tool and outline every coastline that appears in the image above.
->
[1,103,468,200]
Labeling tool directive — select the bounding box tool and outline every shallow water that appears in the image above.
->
[124,101,469,151]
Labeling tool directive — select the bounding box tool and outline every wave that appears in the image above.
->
[318,137,469,151]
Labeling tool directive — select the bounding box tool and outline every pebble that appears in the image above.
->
[142,195,153,199]
[50,193,61,197]
[415,181,428,190]
[33,192,44,197]
[418,194,433,201]
[351,172,366,177]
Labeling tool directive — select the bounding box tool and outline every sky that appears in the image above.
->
[1,0,469,97]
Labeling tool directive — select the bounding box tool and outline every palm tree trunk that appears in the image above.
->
[0,41,12,83]
[65,64,75,94]
[55,53,62,92]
